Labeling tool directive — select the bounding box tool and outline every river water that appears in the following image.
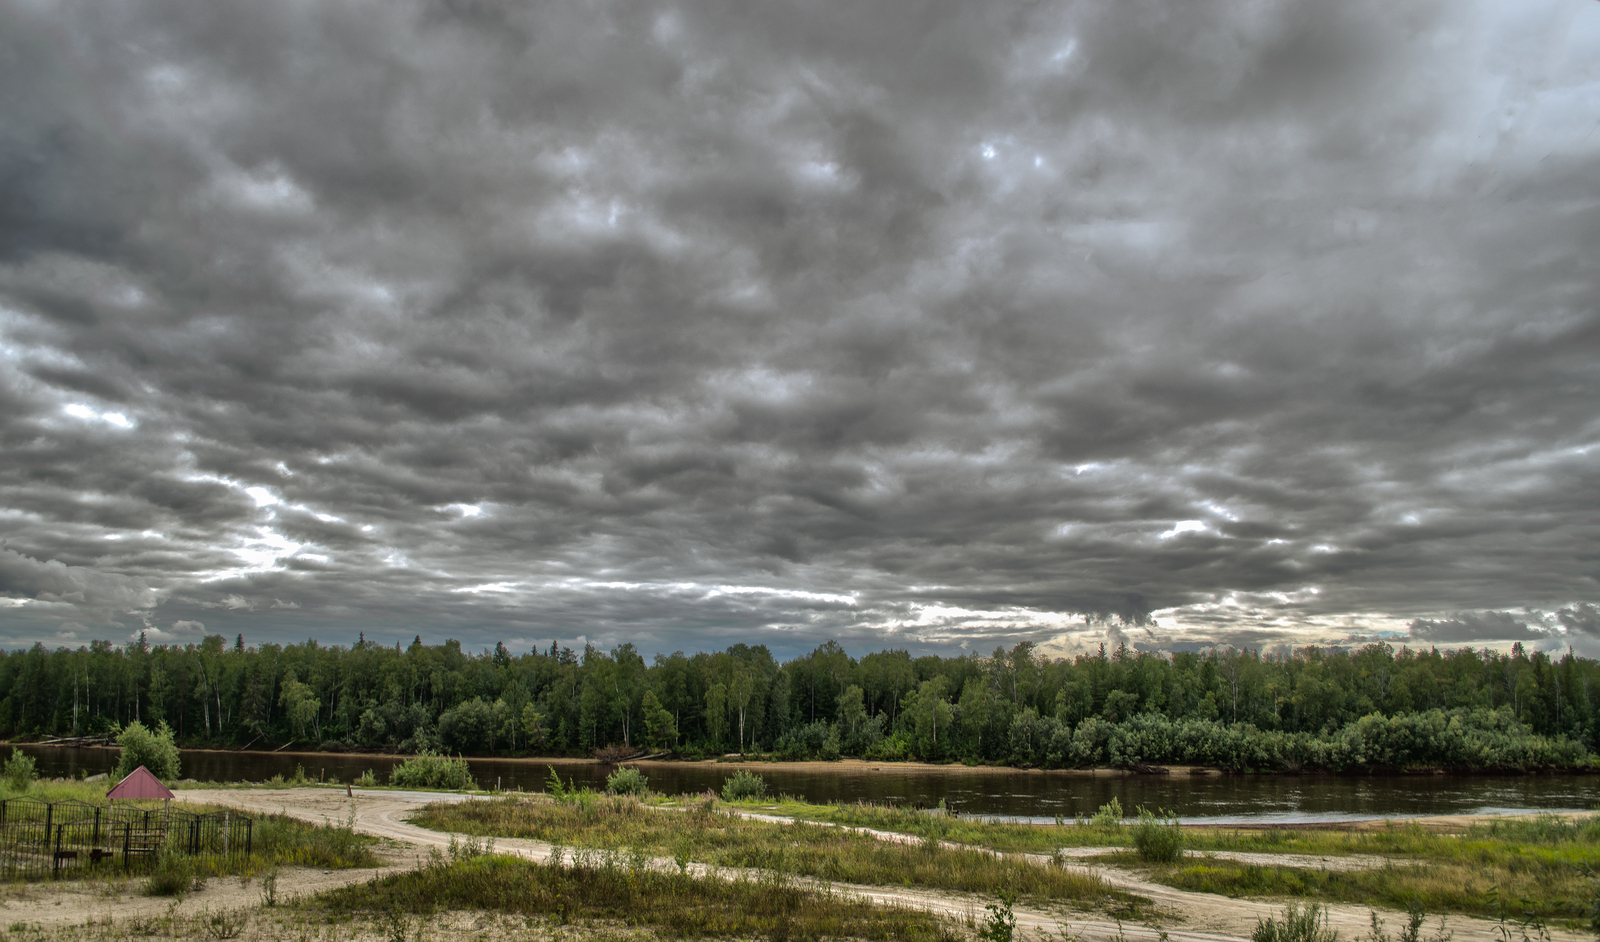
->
[15,745,1598,824]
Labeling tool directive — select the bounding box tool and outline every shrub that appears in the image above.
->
[144,849,201,898]
[1131,806,1183,862]
[606,766,648,796]
[389,751,475,790]
[3,749,36,791]
[721,770,767,802]
[978,890,1018,942]
[114,721,181,781]
[1089,798,1124,829]
[356,769,379,787]
[1252,902,1338,942]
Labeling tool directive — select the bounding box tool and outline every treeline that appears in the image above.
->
[0,633,1594,772]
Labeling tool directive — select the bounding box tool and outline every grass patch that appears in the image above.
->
[310,851,966,942]
[0,778,132,803]
[1155,855,1589,925]
[770,799,1134,853]
[414,795,1129,910]
[757,801,1600,924]
[249,808,382,870]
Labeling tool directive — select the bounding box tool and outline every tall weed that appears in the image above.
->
[1252,902,1338,942]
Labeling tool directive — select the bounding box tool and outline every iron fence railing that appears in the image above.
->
[0,797,251,880]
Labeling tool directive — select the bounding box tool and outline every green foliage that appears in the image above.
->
[544,765,596,808]
[388,751,475,790]
[979,890,1019,942]
[1253,903,1338,942]
[144,848,202,898]
[113,720,181,781]
[1089,798,1124,829]
[605,766,648,796]
[1131,806,1183,862]
[355,769,379,787]
[253,806,379,868]
[721,769,767,801]
[2,749,35,791]
[641,689,677,751]
[774,720,841,760]
[3,627,1599,773]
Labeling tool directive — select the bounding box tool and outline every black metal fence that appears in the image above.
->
[0,798,251,880]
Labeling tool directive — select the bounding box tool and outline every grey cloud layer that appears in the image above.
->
[1,0,1597,656]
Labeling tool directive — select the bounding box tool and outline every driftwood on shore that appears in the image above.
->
[35,736,116,748]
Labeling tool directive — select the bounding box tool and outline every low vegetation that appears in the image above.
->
[413,794,1131,911]
[389,751,475,790]
[1153,818,1600,924]
[719,797,1600,925]
[605,766,648,796]
[1130,807,1183,863]
[311,849,965,942]
[719,769,766,801]
[1251,902,1338,942]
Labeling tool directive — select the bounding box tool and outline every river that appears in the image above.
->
[12,744,1597,824]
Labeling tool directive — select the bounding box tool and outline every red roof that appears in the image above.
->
[107,765,174,800]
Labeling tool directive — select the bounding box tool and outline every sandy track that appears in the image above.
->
[1049,846,1394,872]
[0,787,1562,942]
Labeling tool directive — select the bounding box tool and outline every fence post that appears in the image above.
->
[245,819,252,856]
[53,823,61,877]
[94,806,101,846]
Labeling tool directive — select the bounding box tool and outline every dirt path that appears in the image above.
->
[0,788,1580,942]
[1047,845,1394,872]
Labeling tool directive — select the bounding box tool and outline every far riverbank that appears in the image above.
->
[12,742,1600,824]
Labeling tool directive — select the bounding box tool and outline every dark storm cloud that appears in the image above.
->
[1408,611,1549,644]
[1,0,1598,656]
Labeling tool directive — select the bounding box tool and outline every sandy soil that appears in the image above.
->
[0,787,1584,942]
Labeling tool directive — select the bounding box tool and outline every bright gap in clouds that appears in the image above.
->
[1159,521,1209,540]
[63,404,133,428]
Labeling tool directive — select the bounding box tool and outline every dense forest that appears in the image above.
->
[0,633,1595,772]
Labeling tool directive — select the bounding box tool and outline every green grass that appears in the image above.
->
[310,852,967,942]
[0,778,127,803]
[1128,816,1600,926]
[413,794,1131,911]
[1152,857,1584,924]
[751,800,1600,924]
[766,798,1133,853]
[249,808,382,870]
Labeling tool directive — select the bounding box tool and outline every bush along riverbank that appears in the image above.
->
[999,706,1591,772]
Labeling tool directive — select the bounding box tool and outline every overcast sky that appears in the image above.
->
[2,0,1598,660]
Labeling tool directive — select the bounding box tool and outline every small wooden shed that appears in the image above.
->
[106,766,173,808]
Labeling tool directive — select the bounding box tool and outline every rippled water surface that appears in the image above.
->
[19,745,1598,823]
